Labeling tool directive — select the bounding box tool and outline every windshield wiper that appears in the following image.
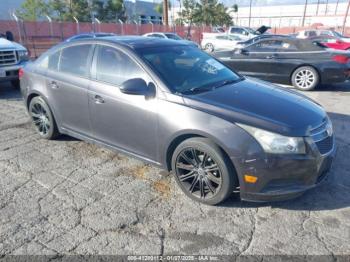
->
[211,79,240,90]
[182,78,242,95]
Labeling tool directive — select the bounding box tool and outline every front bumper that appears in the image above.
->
[0,61,27,83]
[234,136,336,202]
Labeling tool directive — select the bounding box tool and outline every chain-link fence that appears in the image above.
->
[1,19,350,59]
[0,20,212,58]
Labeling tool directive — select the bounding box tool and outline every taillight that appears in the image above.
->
[332,55,350,64]
[18,68,24,79]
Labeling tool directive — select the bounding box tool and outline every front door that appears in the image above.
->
[88,45,158,160]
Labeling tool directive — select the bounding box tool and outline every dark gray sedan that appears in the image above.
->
[20,36,335,205]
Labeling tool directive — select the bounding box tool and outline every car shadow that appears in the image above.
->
[222,111,350,211]
[0,82,22,100]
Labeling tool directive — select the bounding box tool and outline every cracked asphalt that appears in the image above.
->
[0,82,350,258]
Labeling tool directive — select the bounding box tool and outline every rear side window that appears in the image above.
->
[95,45,145,86]
[59,44,92,77]
[48,51,60,71]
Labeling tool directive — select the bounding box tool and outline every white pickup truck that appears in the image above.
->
[0,33,29,88]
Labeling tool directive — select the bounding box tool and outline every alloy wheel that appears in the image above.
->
[175,147,222,200]
[205,43,214,52]
[294,69,315,90]
[30,102,51,136]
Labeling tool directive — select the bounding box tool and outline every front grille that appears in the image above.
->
[310,119,334,155]
[0,50,17,66]
[315,136,333,155]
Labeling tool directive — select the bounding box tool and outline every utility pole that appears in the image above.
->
[248,0,252,27]
[163,0,169,26]
[301,0,308,27]
[325,0,329,15]
[342,0,350,35]
[316,0,320,15]
[335,0,339,15]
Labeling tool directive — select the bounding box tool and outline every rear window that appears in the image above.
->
[59,44,92,77]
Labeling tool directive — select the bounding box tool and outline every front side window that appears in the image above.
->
[138,45,241,94]
[95,45,145,86]
[59,44,92,77]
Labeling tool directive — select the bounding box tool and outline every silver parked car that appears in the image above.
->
[20,36,335,205]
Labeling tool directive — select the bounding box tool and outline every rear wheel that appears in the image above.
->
[171,137,237,205]
[204,43,214,52]
[29,96,60,140]
[291,66,319,91]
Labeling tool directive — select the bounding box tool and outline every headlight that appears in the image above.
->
[17,50,29,61]
[238,123,306,154]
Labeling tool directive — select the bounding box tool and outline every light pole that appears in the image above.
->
[316,0,320,15]
[163,0,169,26]
[248,0,252,27]
[342,0,350,35]
[301,0,308,27]
[335,0,340,15]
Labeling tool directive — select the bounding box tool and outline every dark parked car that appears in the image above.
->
[20,36,335,205]
[214,36,350,91]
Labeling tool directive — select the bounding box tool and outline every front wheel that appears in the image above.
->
[29,96,60,140]
[291,66,319,91]
[204,43,214,52]
[171,137,237,205]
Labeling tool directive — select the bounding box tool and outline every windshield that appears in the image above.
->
[333,31,345,38]
[138,45,241,94]
[165,33,182,40]
[246,27,259,35]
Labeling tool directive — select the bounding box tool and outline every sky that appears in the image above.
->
[0,0,348,19]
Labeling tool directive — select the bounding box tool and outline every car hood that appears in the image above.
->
[0,38,26,50]
[179,39,198,47]
[183,78,326,137]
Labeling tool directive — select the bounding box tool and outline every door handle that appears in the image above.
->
[266,55,276,59]
[94,95,105,104]
[50,81,59,89]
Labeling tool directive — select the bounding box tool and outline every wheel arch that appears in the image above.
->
[26,91,61,131]
[165,131,237,177]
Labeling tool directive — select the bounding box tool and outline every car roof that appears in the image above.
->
[64,35,188,50]
[248,36,324,51]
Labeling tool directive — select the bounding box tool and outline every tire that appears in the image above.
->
[29,96,60,140]
[291,66,319,91]
[11,79,20,89]
[204,43,214,52]
[171,137,237,205]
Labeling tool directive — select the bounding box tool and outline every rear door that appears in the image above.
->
[46,44,94,136]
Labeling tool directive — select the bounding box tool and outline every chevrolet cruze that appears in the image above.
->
[20,36,335,205]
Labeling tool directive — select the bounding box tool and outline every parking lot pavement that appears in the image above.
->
[0,82,350,257]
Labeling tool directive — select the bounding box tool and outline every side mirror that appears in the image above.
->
[336,39,343,44]
[120,78,155,97]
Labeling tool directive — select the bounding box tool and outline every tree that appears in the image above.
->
[17,0,48,21]
[48,0,70,21]
[178,0,234,27]
[177,0,198,25]
[154,1,171,17]
[194,0,233,26]
[104,0,126,22]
